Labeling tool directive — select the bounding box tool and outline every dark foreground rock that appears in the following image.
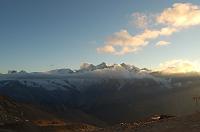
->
[94,113,200,132]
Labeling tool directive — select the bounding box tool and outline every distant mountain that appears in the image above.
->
[79,63,96,72]
[120,63,140,72]
[47,68,74,74]
[1,62,147,75]
[95,62,108,70]
[0,62,157,80]
[0,63,200,126]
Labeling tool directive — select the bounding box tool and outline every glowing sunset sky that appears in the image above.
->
[0,0,200,73]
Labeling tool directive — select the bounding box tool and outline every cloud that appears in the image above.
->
[159,27,178,36]
[97,45,115,53]
[97,3,200,55]
[131,13,149,29]
[156,41,170,47]
[97,27,177,55]
[157,3,200,28]
[155,59,200,73]
[130,12,158,29]
[97,30,148,55]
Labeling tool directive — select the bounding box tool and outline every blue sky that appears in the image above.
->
[0,0,200,73]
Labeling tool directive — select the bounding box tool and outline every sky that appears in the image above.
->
[1,0,200,73]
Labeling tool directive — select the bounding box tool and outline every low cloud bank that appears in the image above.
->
[155,59,200,74]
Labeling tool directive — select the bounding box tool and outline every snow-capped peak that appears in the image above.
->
[79,63,96,72]
[120,63,140,72]
[47,68,74,75]
[95,62,107,70]
[8,70,18,74]
[2,63,152,77]
[78,62,141,73]
[79,62,107,72]
[7,70,27,74]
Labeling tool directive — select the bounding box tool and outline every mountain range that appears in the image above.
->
[0,62,200,131]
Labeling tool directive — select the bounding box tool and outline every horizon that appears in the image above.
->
[1,0,200,74]
[1,60,200,75]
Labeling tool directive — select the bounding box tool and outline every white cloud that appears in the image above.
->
[97,30,149,55]
[130,12,157,29]
[159,27,178,36]
[131,13,148,29]
[97,3,200,55]
[97,27,177,55]
[157,3,200,28]
[97,45,115,53]
[156,41,170,47]
[155,59,200,73]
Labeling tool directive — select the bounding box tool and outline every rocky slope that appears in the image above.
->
[95,113,200,132]
[0,95,99,132]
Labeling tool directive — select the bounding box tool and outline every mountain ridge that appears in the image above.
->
[2,62,150,75]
